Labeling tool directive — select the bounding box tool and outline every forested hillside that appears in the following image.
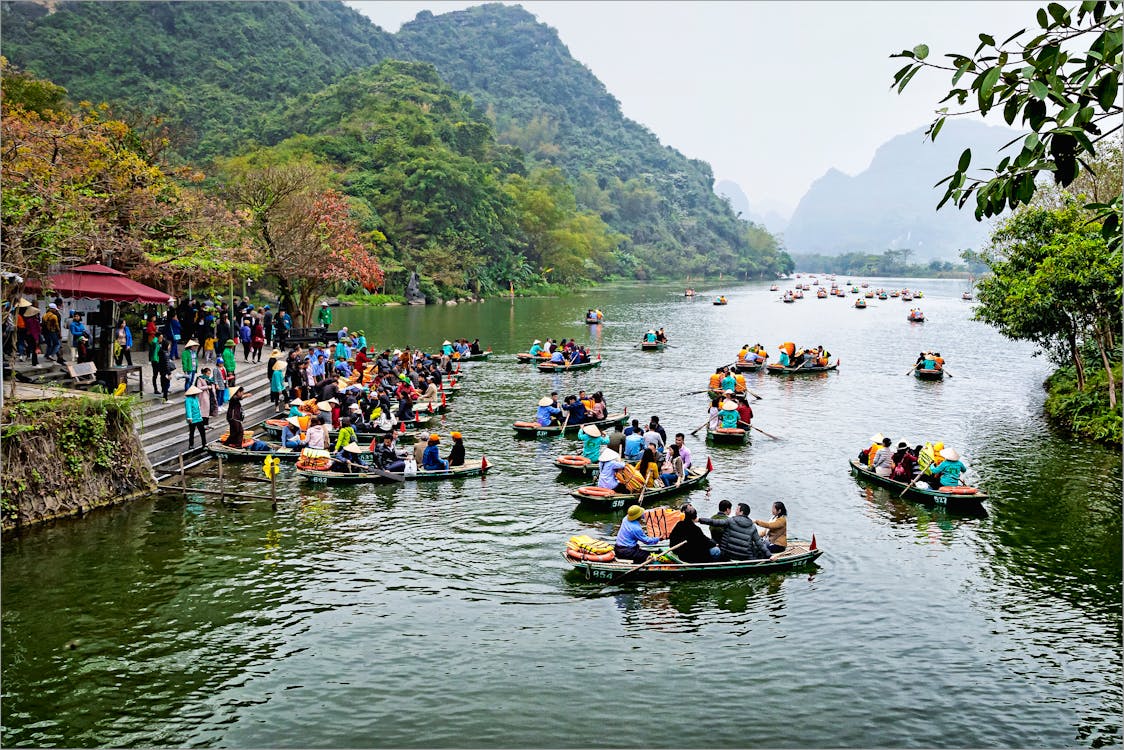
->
[1,0,790,291]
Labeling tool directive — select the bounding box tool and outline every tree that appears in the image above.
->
[221,162,385,324]
[891,1,1122,249]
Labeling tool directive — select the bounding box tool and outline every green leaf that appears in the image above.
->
[1029,80,1050,100]
[896,65,920,93]
[1047,2,1068,25]
[1037,8,1049,27]
[979,32,996,47]
[958,148,972,172]
[913,44,929,60]
[1003,96,1021,124]
[980,67,1001,98]
[929,117,945,141]
[1096,72,1119,110]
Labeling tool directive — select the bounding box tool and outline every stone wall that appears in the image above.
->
[1,395,155,532]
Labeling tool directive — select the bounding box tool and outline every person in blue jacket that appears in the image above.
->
[536,396,562,426]
[614,505,662,564]
[184,385,206,449]
[421,434,448,471]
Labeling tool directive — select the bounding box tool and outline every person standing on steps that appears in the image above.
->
[114,319,133,366]
[184,385,206,450]
[156,339,172,402]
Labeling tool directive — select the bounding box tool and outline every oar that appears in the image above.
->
[898,471,924,498]
[743,387,763,400]
[591,540,689,591]
[341,459,405,482]
[905,363,921,376]
[941,367,954,378]
[558,409,572,435]
[690,418,711,436]
[679,389,710,397]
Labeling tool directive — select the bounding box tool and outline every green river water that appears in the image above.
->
[2,279,1120,748]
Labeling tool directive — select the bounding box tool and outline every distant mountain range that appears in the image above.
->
[715,180,789,235]
[779,120,1020,261]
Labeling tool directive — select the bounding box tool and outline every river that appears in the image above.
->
[2,279,1120,748]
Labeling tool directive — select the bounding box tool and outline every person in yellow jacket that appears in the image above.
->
[708,369,723,391]
[737,345,750,362]
[734,372,747,393]
[867,432,886,467]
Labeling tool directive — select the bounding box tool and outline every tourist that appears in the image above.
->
[589,392,607,420]
[184,385,206,449]
[754,501,788,553]
[181,340,199,392]
[422,433,448,471]
[446,431,465,467]
[562,394,587,423]
[269,361,286,408]
[872,437,894,476]
[699,502,773,561]
[890,442,917,481]
[709,499,732,547]
[623,424,645,461]
[373,434,405,472]
[607,423,625,454]
[669,503,722,563]
[194,368,217,423]
[41,304,62,362]
[863,432,886,467]
[69,312,90,362]
[636,444,660,488]
[643,422,665,453]
[597,448,626,490]
[156,339,172,402]
[250,316,266,363]
[536,396,562,426]
[21,307,41,367]
[239,317,252,360]
[304,415,329,451]
[221,339,237,387]
[614,505,661,564]
[114,319,133,367]
[333,416,357,452]
[659,443,684,487]
[223,386,249,447]
[707,396,721,431]
[673,433,692,470]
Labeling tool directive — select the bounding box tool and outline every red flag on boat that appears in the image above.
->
[809,534,817,551]
[706,456,714,472]
[441,391,447,407]
[399,420,407,434]
[481,455,489,470]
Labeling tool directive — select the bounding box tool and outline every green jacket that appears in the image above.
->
[222,347,236,373]
[318,306,333,326]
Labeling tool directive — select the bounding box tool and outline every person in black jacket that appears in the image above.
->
[699,502,773,561]
[669,504,721,563]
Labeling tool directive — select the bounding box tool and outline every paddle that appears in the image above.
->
[905,362,921,376]
[898,471,924,497]
[690,416,713,436]
[341,458,406,482]
[559,408,572,435]
[744,387,763,401]
[590,540,689,591]
[679,389,710,397]
[941,367,954,378]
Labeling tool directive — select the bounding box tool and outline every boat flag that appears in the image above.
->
[481,455,489,470]
[441,391,447,407]
[809,534,817,551]
[399,420,407,434]
[706,456,714,473]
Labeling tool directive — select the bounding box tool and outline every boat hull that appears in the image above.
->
[766,363,838,375]
[565,542,823,581]
[706,427,748,444]
[734,361,765,372]
[914,368,944,380]
[299,459,490,484]
[513,412,627,438]
[848,459,987,513]
[553,456,597,477]
[537,359,602,373]
[640,342,666,351]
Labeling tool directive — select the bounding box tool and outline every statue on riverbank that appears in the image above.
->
[406,271,425,306]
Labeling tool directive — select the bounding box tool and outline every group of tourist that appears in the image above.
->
[440,338,484,358]
[914,351,945,371]
[591,419,693,490]
[533,390,610,426]
[707,366,752,396]
[525,338,594,363]
[860,433,967,487]
[614,500,788,564]
[641,328,668,343]
[777,342,831,368]
[707,392,754,430]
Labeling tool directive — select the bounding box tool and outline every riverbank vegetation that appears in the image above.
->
[1,394,154,532]
[792,248,985,277]
[1,2,793,314]
[892,0,1122,446]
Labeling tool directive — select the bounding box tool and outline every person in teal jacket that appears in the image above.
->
[579,424,609,462]
[719,370,737,392]
[718,399,740,428]
[184,385,206,449]
[929,447,968,486]
[270,361,286,407]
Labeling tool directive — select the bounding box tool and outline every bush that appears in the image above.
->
[1044,363,1123,446]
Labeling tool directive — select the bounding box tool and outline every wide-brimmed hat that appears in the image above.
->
[349,403,361,412]
[224,339,235,347]
[24,307,40,316]
[321,301,329,306]
[581,424,602,438]
[538,397,553,407]
[533,339,541,345]
[599,448,620,462]
[327,397,339,405]
[443,340,451,345]
[272,361,285,371]
[289,397,303,405]
[316,401,332,411]
[940,447,960,461]
[270,349,282,358]
[626,505,644,521]
[185,385,202,396]
[343,443,363,454]
[48,302,58,310]
[870,433,885,444]
[287,416,301,427]
[721,400,737,410]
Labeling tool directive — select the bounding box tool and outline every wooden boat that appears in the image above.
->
[848,459,987,513]
[878,293,889,300]
[565,539,823,581]
[733,359,766,372]
[769,284,779,291]
[537,358,603,373]
[455,350,492,362]
[816,289,828,299]
[640,341,666,351]
[782,295,795,303]
[206,440,301,460]
[585,315,603,324]
[890,290,900,297]
[553,454,598,477]
[684,290,695,297]
[793,290,804,299]
[854,299,867,309]
[299,458,491,484]
[513,412,627,438]
[515,352,552,364]
[570,462,712,510]
[962,292,973,300]
[706,426,748,444]
[766,362,839,375]
[850,287,860,294]
[261,418,421,443]
[712,298,728,306]
[914,367,944,380]
[907,312,925,322]
[915,291,924,298]
[864,291,874,298]
[902,294,913,302]
[860,282,869,288]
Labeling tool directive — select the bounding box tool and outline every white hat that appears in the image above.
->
[939,447,960,461]
[870,433,885,443]
[185,339,199,348]
[538,397,553,407]
[581,424,602,437]
[321,301,329,306]
[290,397,303,405]
[48,302,58,310]
[722,400,737,410]
[349,403,361,411]
[185,385,202,396]
[317,401,332,411]
[393,349,402,356]
[443,340,452,345]
[533,339,541,345]
[343,443,363,454]
[599,448,620,462]
[327,397,339,404]
[287,416,301,427]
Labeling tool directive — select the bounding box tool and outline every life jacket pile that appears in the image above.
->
[615,463,646,493]
[295,448,332,470]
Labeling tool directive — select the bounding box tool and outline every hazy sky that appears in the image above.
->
[349,1,1038,218]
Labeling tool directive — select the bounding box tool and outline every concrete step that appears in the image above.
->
[140,388,279,466]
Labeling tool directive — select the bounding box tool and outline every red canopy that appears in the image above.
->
[23,264,173,304]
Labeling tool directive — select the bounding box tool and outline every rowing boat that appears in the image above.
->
[848,459,987,513]
[512,412,627,438]
[706,426,748,444]
[855,299,867,309]
[766,362,839,375]
[585,316,603,324]
[713,299,728,306]
[565,539,823,581]
[455,350,492,362]
[640,341,666,351]
[515,352,552,364]
[261,418,422,443]
[298,458,491,484]
[914,367,944,380]
[734,360,766,372]
[570,462,711,510]
[537,358,603,373]
[206,440,301,460]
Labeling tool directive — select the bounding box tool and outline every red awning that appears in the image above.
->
[23,264,173,304]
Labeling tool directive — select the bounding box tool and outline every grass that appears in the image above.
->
[1043,361,1123,446]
